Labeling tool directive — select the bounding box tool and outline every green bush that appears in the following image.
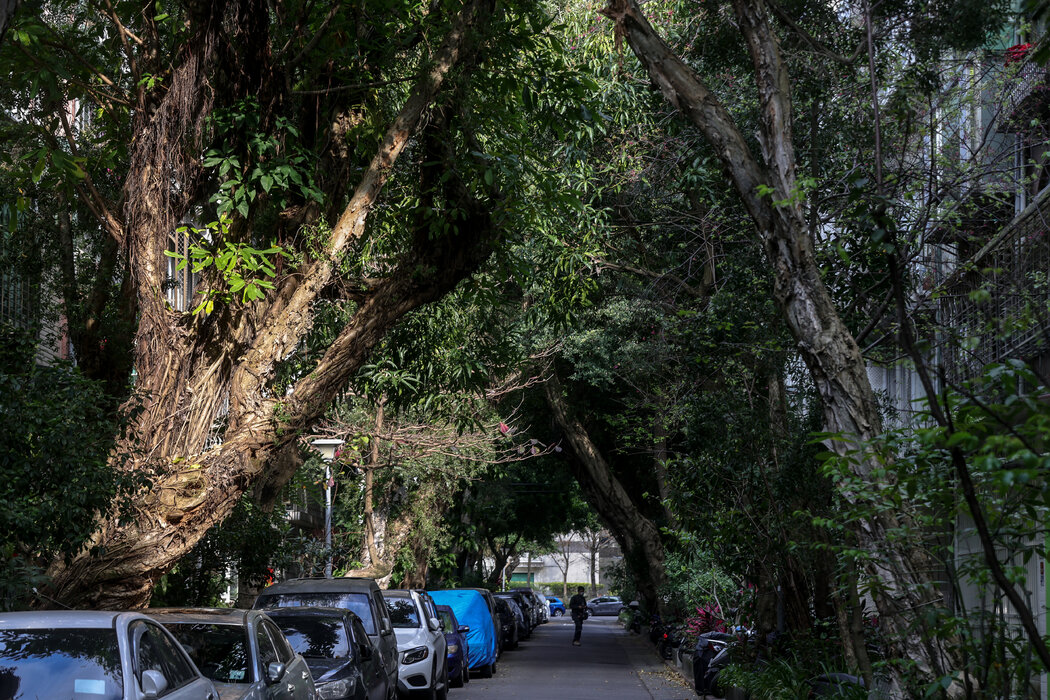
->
[0,324,143,609]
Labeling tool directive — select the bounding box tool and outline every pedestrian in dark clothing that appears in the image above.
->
[569,586,588,645]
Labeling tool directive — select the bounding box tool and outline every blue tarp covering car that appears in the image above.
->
[428,589,497,675]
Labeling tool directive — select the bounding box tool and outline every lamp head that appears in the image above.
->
[310,438,344,462]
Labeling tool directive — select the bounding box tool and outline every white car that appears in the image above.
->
[382,589,448,700]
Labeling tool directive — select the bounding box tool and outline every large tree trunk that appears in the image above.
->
[602,0,957,693]
[544,372,668,615]
[45,0,496,609]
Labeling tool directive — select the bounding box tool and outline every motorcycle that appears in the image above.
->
[647,613,665,645]
[657,623,684,661]
[626,604,643,634]
[692,631,735,697]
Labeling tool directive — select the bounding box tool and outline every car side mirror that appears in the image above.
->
[458,625,469,634]
[140,669,168,699]
[429,617,441,631]
[265,661,286,685]
[359,643,373,661]
[381,618,393,635]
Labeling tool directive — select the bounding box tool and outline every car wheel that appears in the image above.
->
[555,609,564,616]
[451,662,465,689]
[479,662,494,679]
[463,665,470,684]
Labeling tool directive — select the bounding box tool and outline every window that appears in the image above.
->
[260,621,292,664]
[350,618,374,660]
[131,621,196,695]
[162,623,251,684]
[372,591,392,632]
[384,598,421,628]
[0,627,122,700]
[276,617,350,659]
[255,624,279,672]
[256,592,376,635]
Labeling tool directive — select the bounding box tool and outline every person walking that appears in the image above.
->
[569,586,588,646]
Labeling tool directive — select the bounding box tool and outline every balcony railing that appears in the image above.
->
[1000,58,1050,133]
[938,187,1050,382]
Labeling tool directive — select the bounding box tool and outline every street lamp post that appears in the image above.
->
[311,438,344,579]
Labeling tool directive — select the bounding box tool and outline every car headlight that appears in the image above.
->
[402,646,429,665]
[447,643,459,654]
[317,678,354,699]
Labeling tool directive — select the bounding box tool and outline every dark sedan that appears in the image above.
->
[493,598,519,651]
[265,607,390,700]
[492,592,530,640]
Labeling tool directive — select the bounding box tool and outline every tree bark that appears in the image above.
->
[0,0,20,45]
[602,0,956,692]
[45,0,497,608]
[544,372,668,615]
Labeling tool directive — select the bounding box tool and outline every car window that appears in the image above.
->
[255,624,280,671]
[256,592,376,635]
[349,618,371,650]
[275,617,350,659]
[437,609,454,631]
[163,622,252,685]
[148,623,198,690]
[0,627,123,700]
[372,591,391,632]
[384,597,420,628]
[132,621,198,695]
[261,621,293,664]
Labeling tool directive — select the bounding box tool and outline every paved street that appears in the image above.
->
[455,616,696,699]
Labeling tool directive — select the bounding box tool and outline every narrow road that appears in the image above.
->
[454,616,696,699]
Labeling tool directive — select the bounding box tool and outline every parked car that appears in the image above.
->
[146,608,315,700]
[381,589,448,700]
[265,606,390,700]
[428,589,499,678]
[434,605,469,689]
[510,589,544,629]
[254,577,399,695]
[0,610,220,700]
[492,592,530,640]
[547,596,566,616]
[492,597,520,651]
[535,592,551,623]
[586,596,625,616]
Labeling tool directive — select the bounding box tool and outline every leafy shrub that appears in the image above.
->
[0,324,143,609]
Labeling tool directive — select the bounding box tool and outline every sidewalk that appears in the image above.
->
[615,627,697,699]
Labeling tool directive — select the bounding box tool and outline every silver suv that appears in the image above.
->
[381,589,448,700]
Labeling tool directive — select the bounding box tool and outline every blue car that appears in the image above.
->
[436,605,470,688]
[548,596,566,617]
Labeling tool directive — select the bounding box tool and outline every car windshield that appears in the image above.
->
[0,627,123,700]
[384,598,420,628]
[274,618,350,660]
[255,592,375,635]
[163,623,251,684]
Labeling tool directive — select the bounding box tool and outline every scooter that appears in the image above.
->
[648,614,665,645]
[658,623,684,661]
[692,632,734,697]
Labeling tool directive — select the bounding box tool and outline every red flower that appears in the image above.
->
[1007,43,1031,65]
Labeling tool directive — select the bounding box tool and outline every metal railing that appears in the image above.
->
[938,187,1050,382]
